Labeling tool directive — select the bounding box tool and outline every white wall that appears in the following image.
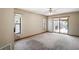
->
[14,9,47,39]
[0,8,14,49]
[48,12,79,36]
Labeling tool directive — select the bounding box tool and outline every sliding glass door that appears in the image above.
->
[60,20,68,33]
[53,17,69,34]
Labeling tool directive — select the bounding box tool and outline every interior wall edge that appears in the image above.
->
[15,31,47,41]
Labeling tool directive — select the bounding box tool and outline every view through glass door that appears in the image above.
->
[53,17,69,34]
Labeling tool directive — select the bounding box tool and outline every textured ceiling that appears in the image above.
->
[20,8,79,16]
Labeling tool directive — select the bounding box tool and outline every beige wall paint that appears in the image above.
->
[48,12,79,36]
[14,9,47,39]
[0,8,14,49]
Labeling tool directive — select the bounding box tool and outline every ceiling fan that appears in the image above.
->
[48,8,58,16]
[49,8,52,15]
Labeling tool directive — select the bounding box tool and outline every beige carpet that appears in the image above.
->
[14,33,79,50]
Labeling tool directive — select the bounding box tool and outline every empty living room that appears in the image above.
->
[0,8,79,50]
[1,0,79,59]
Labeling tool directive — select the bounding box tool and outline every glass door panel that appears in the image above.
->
[53,21,59,32]
[60,21,68,33]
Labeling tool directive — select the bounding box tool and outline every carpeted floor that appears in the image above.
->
[14,33,79,50]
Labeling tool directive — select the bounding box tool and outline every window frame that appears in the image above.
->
[53,17,69,34]
[53,20,60,33]
[15,14,21,34]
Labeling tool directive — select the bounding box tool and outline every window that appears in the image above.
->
[53,17,69,34]
[48,20,53,32]
[53,18,59,32]
[42,19,46,31]
[15,14,21,34]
